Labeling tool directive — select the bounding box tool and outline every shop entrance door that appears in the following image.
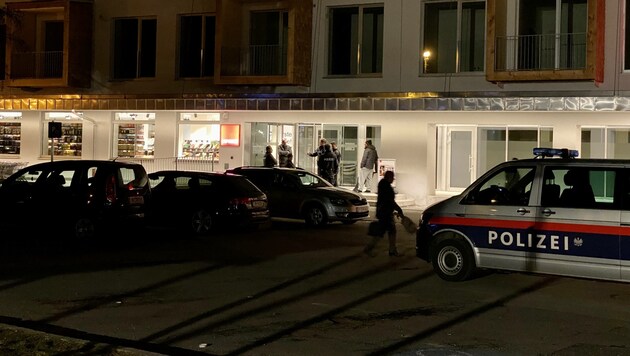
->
[297,124,318,173]
[322,124,358,186]
[446,127,476,191]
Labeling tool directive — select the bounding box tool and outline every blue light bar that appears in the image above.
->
[533,147,579,159]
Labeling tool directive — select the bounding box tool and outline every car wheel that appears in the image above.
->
[304,205,328,226]
[74,218,96,240]
[191,209,213,235]
[431,237,475,282]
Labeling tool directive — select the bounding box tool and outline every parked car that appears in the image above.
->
[147,170,270,235]
[226,167,369,226]
[0,160,151,240]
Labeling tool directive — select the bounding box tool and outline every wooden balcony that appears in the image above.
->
[5,0,93,88]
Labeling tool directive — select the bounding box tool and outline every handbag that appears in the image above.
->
[400,215,418,234]
[367,221,385,237]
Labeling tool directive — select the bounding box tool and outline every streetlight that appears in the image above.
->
[423,50,431,73]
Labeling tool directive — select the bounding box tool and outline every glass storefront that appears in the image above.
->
[581,127,630,159]
[438,125,553,192]
[0,112,22,155]
[249,123,295,167]
[247,122,380,186]
[113,113,155,158]
[178,113,220,160]
[43,113,83,157]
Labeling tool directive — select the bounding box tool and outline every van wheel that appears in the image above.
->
[74,218,96,240]
[304,205,327,226]
[431,237,475,282]
[191,209,213,235]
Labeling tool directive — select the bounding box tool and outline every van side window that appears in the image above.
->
[463,166,535,205]
[545,167,617,209]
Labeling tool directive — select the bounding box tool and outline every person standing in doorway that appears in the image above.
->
[263,145,277,167]
[320,144,339,185]
[364,170,404,257]
[355,140,378,193]
[277,138,292,167]
[330,142,341,186]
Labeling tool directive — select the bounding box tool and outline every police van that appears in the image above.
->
[416,148,630,282]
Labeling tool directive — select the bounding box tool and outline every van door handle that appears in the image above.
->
[516,208,530,215]
[542,208,556,216]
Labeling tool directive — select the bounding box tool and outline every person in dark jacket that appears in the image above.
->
[364,170,404,257]
[330,141,341,186]
[309,138,327,177]
[263,145,277,167]
[320,144,339,184]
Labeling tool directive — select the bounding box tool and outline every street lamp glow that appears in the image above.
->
[422,50,431,73]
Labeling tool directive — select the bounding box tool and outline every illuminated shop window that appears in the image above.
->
[43,113,83,157]
[0,112,22,155]
[178,113,220,161]
[113,113,156,158]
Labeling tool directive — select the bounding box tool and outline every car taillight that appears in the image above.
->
[229,197,253,209]
[105,175,117,204]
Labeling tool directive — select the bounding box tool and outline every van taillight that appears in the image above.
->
[105,175,117,203]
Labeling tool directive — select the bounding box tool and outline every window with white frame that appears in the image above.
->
[113,113,155,158]
[0,112,22,155]
[436,125,553,192]
[113,18,157,79]
[178,113,220,160]
[328,5,384,76]
[43,113,83,157]
[582,127,630,159]
[422,0,485,74]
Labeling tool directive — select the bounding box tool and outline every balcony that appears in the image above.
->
[486,0,602,83]
[5,0,93,88]
[215,0,311,86]
[494,33,587,72]
[221,44,287,77]
[10,51,64,79]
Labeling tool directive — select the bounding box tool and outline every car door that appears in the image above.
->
[536,165,621,281]
[460,163,538,272]
[268,171,303,219]
[619,167,630,281]
[0,167,48,223]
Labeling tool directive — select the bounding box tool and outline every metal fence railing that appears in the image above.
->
[116,157,220,174]
[0,161,28,181]
[11,51,63,79]
[495,32,586,71]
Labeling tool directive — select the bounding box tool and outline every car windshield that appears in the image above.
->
[289,170,332,188]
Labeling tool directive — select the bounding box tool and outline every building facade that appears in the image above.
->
[0,0,628,207]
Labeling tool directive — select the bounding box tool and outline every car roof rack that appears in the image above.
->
[533,147,579,159]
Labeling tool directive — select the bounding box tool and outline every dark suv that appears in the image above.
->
[227,167,369,226]
[0,160,151,240]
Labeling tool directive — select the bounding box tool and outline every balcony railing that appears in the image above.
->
[495,33,586,72]
[221,44,287,76]
[10,51,63,79]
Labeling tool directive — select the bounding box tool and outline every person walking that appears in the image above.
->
[277,138,292,167]
[364,170,404,257]
[320,144,339,185]
[355,140,378,193]
[330,141,341,186]
[263,145,277,167]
